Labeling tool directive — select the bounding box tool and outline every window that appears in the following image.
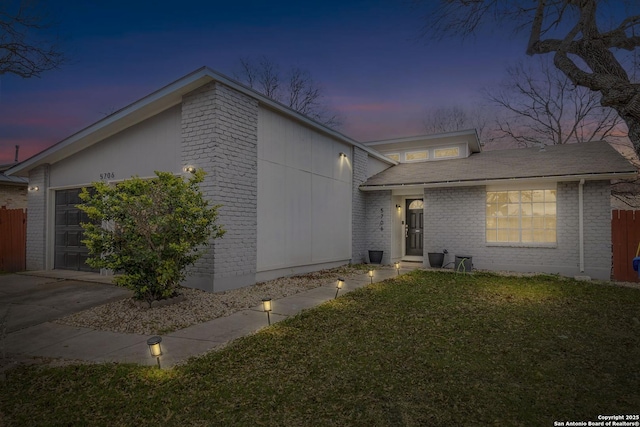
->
[434,147,460,158]
[405,150,428,162]
[408,200,424,210]
[486,189,557,243]
[387,153,400,161]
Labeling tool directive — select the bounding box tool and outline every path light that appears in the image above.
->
[369,269,374,284]
[335,278,344,299]
[147,336,163,368]
[262,298,272,325]
[394,262,400,275]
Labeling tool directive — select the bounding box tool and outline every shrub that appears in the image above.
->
[78,170,225,303]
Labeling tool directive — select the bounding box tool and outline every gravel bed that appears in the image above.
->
[55,265,385,335]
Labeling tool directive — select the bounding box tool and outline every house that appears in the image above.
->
[5,67,637,289]
[0,162,28,210]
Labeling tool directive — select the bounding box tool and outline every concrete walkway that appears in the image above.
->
[1,264,419,370]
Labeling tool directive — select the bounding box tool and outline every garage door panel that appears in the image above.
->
[54,188,97,272]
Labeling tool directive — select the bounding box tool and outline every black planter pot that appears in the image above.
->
[427,252,445,268]
[368,250,383,264]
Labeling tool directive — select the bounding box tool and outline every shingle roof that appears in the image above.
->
[361,141,637,189]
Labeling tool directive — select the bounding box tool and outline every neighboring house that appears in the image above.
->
[5,67,637,289]
[0,163,28,210]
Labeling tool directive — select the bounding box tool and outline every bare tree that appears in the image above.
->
[0,0,64,78]
[418,0,640,159]
[235,56,341,127]
[484,58,624,147]
[423,104,491,145]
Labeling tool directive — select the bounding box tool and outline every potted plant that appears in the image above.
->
[427,249,447,268]
[368,250,384,264]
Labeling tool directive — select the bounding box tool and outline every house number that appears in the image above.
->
[100,172,115,180]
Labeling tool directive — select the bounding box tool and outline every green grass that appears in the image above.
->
[1,271,639,426]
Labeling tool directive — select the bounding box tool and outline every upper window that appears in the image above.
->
[486,189,557,244]
[387,153,400,161]
[434,147,460,158]
[405,150,428,162]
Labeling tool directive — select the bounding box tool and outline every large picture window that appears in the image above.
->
[486,189,557,243]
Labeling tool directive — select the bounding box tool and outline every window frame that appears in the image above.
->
[404,150,429,162]
[485,183,558,248]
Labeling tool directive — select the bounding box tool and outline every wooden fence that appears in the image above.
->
[0,208,26,273]
[612,210,640,282]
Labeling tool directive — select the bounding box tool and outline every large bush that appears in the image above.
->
[78,170,224,303]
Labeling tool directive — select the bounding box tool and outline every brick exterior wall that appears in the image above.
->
[0,185,27,210]
[582,180,612,275]
[365,190,393,265]
[181,82,259,292]
[422,181,612,279]
[26,165,48,270]
[351,147,368,264]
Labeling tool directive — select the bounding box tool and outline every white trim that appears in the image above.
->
[359,172,637,191]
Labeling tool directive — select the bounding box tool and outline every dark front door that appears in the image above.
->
[55,188,97,272]
[405,199,424,256]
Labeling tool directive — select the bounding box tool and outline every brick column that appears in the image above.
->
[181,82,258,292]
[351,147,368,264]
[26,164,49,270]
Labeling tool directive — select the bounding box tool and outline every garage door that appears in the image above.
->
[55,188,97,272]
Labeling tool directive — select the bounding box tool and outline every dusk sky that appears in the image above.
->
[1,0,554,164]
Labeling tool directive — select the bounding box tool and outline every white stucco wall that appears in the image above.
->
[256,107,352,277]
[49,106,182,188]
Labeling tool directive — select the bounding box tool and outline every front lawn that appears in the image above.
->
[1,271,639,426]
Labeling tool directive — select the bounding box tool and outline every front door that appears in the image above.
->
[405,199,424,256]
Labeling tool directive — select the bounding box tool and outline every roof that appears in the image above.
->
[0,163,28,185]
[6,67,395,177]
[360,141,637,190]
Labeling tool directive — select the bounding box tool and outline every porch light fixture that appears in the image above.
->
[394,262,400,275]
[339,152,347,158]
[146,336,163,368]
[28,186,39,192]
[183,166,196,174]
[335,278,344,299]
[262,298,272,325]
[396,204,401,211]
[369,269,374,284]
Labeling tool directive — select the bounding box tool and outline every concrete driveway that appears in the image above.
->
[0,274,132,333]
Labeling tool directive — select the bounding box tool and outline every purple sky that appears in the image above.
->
[1,0,534,164]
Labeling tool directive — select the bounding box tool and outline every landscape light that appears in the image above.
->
[369,269,374,284]
[394,262,400,275]
[335,278,344,299]
[262,298,272,325]
[146,336,163,368]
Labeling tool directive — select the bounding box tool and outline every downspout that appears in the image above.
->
[579,179,585,273]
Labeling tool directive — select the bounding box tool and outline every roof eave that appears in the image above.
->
[7,67,395,177]
[359,171,638,191]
